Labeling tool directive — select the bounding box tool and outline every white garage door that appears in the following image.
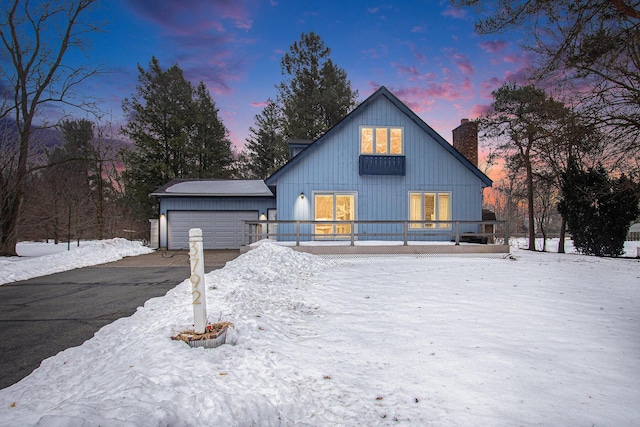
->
[168,211,258,249]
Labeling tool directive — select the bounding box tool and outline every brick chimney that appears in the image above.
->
[452,118,478,167]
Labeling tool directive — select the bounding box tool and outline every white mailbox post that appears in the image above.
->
[189,228,207,333]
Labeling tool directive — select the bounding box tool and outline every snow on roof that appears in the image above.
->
[153,180,273,197]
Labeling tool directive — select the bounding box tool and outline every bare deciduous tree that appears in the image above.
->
[0,0,100,256]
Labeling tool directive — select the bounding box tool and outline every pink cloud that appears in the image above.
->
[123,0,257,97]
[479,40,509,53]
[461,78,473,92]
[392,62,421,78]
[125,0,253,32]
[481,77,503,98]
[391,82,466,107]
[503,68,532,86]
[411,26,425,33]
[251,101,269,108]
[503,54,520,63]
[368,81,472,115]
[470,104,492,117]
[362,44,388,59]
[391,63,443,82]
[452,53,475,75]
[442,6,466,19]
[407,43,427,64]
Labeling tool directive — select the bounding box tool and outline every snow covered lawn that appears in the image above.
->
[0,242,639,426]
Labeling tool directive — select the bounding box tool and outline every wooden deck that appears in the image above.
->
[241,219,510,256]
[240,241,510,256]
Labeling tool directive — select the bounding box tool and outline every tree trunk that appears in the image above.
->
[525,158,536,251]
[95,161,105,240]
[0,124,31,256]
[558,216,566,253]
[0,201,20,256]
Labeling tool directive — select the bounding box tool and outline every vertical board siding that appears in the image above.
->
[272,95,487,241]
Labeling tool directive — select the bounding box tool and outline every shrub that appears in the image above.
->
[558,161,639,257]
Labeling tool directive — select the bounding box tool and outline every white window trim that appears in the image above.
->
[408,191,452,229]
[360,125,404,155]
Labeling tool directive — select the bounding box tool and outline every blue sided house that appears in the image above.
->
[152,86,493,250]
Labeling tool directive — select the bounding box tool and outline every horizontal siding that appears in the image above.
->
[159,196,275,215]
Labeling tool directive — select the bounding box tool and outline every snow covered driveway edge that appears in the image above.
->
[0,239,154,285]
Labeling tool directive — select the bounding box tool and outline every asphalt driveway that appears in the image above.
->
[0,249,240,390]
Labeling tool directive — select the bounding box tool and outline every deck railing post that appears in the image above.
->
[350,221,355,246]
[504,221,510,246]
[403,221,408,246]
[455,221,460,245]
[296,221,300,246]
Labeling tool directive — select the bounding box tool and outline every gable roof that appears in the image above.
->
[266,86,492,187]
[151,179,273,197]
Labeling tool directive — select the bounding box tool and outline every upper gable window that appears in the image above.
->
[361,126,403,155]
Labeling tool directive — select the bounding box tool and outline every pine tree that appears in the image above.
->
[192,82,235,178]
[240,100,288,179]
[120,57,233,221]
[278,32,358,140]
[483,83,569,251]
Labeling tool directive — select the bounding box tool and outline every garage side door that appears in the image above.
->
[168,211,257,250]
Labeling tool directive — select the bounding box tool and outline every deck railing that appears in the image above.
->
[241,219,509,247]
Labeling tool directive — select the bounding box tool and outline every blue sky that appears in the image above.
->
[75,0,529,150]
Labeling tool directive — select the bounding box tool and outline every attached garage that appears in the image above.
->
[151,179,277,250]
[168,210,258,249]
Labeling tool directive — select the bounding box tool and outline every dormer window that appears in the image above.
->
[361,126,403,155]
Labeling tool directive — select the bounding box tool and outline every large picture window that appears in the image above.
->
[361,126,403,155]
[314,193,356,238]
[409,192,451,228]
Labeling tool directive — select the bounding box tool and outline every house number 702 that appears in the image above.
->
[188,228,208,334]
[189,241,202,305]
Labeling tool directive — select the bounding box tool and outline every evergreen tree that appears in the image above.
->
[239,33,357,178]
[483,83,569,251]
[559,160,639,257]
[120,57,233,221]
[240,99,288,179]
[192,82,235,178]
[278,32,358,140]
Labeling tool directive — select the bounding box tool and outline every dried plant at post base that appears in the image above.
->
[171,322,234,343]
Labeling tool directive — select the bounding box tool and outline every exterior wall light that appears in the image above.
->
[300,192,305,199]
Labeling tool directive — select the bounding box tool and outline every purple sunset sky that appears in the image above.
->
[72,0,530,151]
